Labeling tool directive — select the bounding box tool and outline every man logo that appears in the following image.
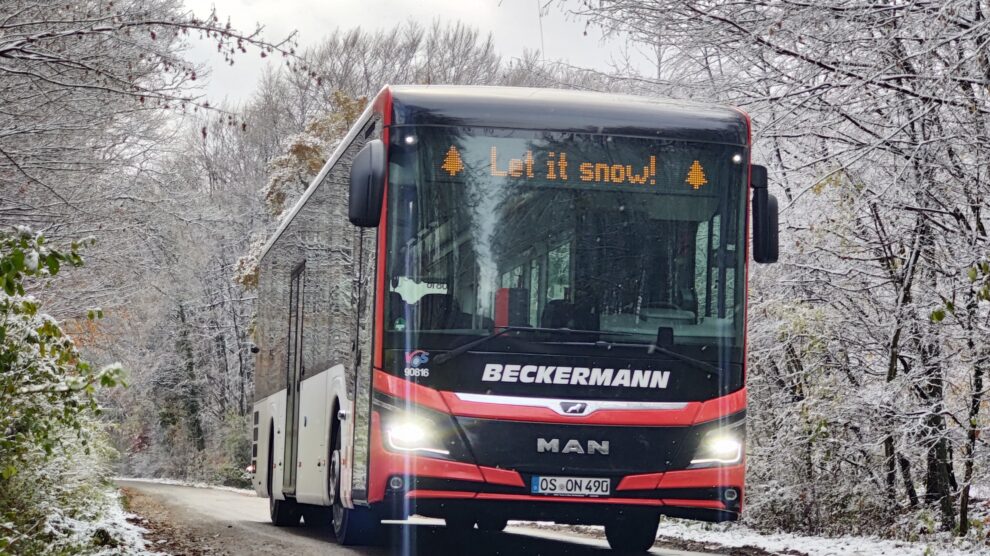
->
[537,438,610,455]
[560,402,588,415]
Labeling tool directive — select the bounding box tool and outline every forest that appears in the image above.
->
[1,0,988,554]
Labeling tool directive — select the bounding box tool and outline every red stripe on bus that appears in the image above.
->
[406,490,476,500]
[656,464,744,490]
[662,498,726,510]
[479,466,525,488]
[692,388,746,424]
[372,85,392,370]
[441,392,701,426]
[615,473,664,491]
[373,370,451,414]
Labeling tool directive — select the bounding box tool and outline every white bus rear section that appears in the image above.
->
[252,365,351,508]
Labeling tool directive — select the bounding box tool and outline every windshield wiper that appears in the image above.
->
[432,326,633,366]
[650,344,722,375]
[583,340,722,376]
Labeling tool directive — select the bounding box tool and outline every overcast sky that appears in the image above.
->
[183,0,630,105]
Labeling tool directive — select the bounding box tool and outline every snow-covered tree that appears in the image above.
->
[573,0,990,536]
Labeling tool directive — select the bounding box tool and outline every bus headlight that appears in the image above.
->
[385,417,450,456]
[375,394,464,459]
[689,425,744,468]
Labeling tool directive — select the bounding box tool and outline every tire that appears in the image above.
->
[330,425,382,545]
[476,516,507,532]
[444,515,476,531]
[604,515,660,553]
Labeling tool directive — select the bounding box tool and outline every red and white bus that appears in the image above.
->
[250,85,778,552]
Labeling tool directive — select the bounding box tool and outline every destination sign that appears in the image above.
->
[439,145,710,190]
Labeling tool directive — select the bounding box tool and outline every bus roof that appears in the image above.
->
[387,85,749,146]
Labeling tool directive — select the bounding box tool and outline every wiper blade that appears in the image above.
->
[583,340,721,375]
[432,326,634,366]
[647,344,722,375]
[432,326,522,366]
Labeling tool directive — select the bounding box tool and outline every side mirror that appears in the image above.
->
[751,165,779,264]
[349,139,386,227]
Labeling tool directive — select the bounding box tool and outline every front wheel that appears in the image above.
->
[604,515,659,553]
[330,428,382,545]
[476,517,508,532]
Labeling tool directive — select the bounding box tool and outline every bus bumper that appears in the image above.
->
[369,412,743,525]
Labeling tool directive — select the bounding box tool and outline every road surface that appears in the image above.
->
[117,480,737,556]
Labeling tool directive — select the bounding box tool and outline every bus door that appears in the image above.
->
[283,262,305,494]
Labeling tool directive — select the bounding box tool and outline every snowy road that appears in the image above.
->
[116,479,725,556]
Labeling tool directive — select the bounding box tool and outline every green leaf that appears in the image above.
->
[10,250,24,272]
[2,276,13,296]
[930,309,946,323]
[968,267,979,282]
[1,465,17,480]
[46,255,60,275]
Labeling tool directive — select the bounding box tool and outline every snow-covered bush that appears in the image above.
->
[0,228,124,553]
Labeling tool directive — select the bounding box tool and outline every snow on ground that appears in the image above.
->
[648,517,990,556]
[114,476,255,495]
[522,518,990,556]
[45,489,164,556]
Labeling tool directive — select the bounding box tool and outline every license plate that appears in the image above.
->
[530,476,610,497]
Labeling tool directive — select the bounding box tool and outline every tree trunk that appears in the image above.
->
[959,333,986,535]
[898,453,919,508]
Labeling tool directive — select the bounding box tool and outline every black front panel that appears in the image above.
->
[382,125,749,404]
[386,347,743,403]
[454,416,713,476]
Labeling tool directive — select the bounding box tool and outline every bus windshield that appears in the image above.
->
[384,126,747,362]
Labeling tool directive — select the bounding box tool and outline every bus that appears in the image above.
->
[249,85,778,552]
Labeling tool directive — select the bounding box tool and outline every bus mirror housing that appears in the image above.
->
[349,139,386,227]
[751,165,779,264]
